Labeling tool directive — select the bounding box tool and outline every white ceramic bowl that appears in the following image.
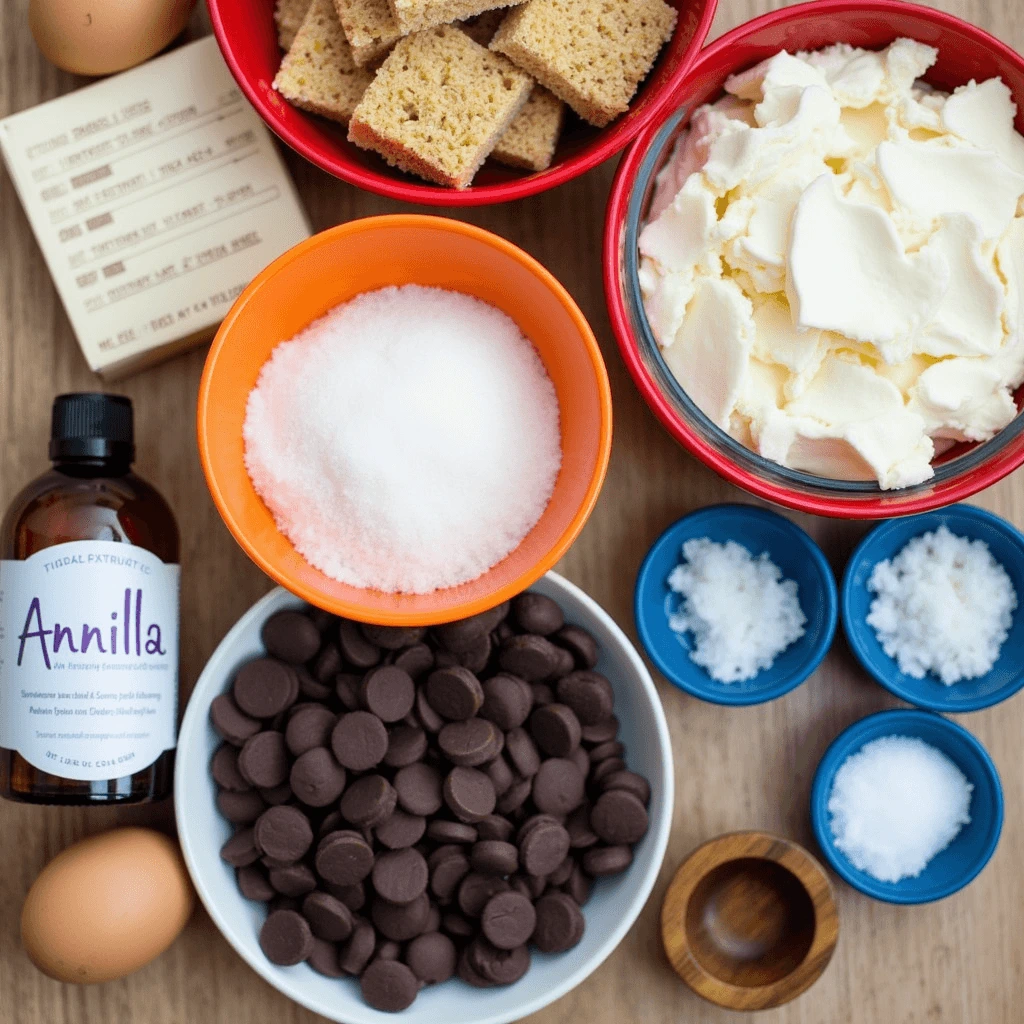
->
[175,573,674,1024]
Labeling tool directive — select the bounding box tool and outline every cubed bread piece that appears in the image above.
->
[332,0,402,66]
[274,0,375,125]
[388,0,524,36]
[492,86,564,171]
[456,8,507,46]
[348,25,532,188]
[276,0,313,49]
[491,0,677,127]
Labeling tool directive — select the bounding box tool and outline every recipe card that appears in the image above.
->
[0,36,311,378]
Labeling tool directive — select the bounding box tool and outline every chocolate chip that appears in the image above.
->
[375,809,427,850]
[512,593,564,636]
[591,789,649,845]
[233,659,297,719]
[532,892,585,952]
[602,769,651,806]
[552,625,599,670]
[210,694,261,746]
[361,959,419,1012]
[455,631,492,674]
[470,840,519,876]
[258,781,293,806]
[457,873,510,917]
[237,864,275,902]
[427,819,479,844]
[430,851,471,901]
[505,727,541,777]
[287,747,345,806]
[237,731,289,789]
[328,881,366,912]
[415,687,444,733]
[532,757,585,816]
[485,755,514,796]
[547,644,576,680]
[406,931,457,984]
[373,848,429,905]
[476,814,515,843]
[335,672,363,712]
[468,937,531,984]
[567,803,599,849]
[341,775,398,828]
[442,912,474,939]
[531,682,554,706]
[433,613,490,653]
[360,624,427,650]
[582,844,634,876]
[495,778,532,815]
[457,947,495,988]
[339,920,376,974]
[438,718,503,767]
[444,767,497,823]
[285,705,337,756]
[556,671,615,726]
[393,643,434,678]
[269,863,317,897]
[565,864,592,905]
[479,673,533,731]
[212,743,251,792]
[315,831,374,886]
[254,805,313,862]
[580,716,619,745]
[261,611,321,665]
[591,756,626,785]
[481,891,537,950]
[338,620,381,668]
[217,789,266,824]
[520,820,571,877]
[331,711,388,771]
[549,856,574,887]
[426,667,484,721]
[384,725,428,768]
[312,640,343,682]
[394,762,443,816]
[308,937,345,977]
[372,891,431,941]
[497,635,561,681]
[302,891,355,942]
[530,704,581,757]
[374,938,402,962]
[260,909,314,965]
[570,744,590,780]
[362,666,416,723]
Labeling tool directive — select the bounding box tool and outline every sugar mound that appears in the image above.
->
[243,285,562,594]
[828,735,973,883]
[866,526,1017,684]
[666,538,806,683]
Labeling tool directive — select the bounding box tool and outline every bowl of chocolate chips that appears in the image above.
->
[175,574,673,1023]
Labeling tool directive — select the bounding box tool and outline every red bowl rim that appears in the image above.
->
[604,0,1024,520]
[207,0,720,207]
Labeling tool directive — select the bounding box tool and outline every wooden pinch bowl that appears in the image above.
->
[661,831,838,1011]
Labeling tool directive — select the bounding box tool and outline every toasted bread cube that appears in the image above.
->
[388,0,524,36]
[332,0,402,66]
[491,0,676,127]
[276,0,313,49]
[492,86,564,171]
[348,25,532,188]
[274,0,375,125]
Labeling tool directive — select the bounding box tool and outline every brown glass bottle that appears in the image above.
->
[0,394,179,805]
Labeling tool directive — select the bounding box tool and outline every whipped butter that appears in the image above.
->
[639,39,1024,489]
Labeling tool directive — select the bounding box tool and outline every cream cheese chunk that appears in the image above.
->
[639,38,1024,490]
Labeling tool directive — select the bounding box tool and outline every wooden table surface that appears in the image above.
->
[2,0,1023,1021]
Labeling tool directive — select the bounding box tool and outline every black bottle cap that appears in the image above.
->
[49,393,135,463]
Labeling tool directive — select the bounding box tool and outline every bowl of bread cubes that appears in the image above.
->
[207,0,719,205]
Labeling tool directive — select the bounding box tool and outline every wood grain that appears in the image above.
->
[2,0,1024,1022]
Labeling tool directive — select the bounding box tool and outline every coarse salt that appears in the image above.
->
[866,526,1017,684]
[243,285,562,594]
[828,735,973,883]
[666,538,806,683]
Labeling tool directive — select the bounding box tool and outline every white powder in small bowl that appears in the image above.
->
[866,526,1017,685]
[243,285,562,594]
[828,735,973,884]
[666,538,806,683]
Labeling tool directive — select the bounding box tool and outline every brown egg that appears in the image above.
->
[29,0,196,76]
[21,827,195,984]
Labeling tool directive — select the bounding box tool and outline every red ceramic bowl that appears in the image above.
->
[208,0,718,206]
[604,0,1024,520]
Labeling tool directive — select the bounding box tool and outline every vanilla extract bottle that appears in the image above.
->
[0,394,180,804]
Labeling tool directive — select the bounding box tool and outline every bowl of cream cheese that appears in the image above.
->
[604,0,1024,519]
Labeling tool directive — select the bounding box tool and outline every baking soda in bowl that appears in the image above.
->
[243,285,562,594]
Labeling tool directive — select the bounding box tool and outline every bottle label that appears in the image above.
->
[0,541,179,781]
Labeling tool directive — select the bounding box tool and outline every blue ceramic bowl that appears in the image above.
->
[843,505,1024,713]
[810,709,1003,904]
[634,504,838,705]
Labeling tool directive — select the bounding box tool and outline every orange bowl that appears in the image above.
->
[198,215,612,625]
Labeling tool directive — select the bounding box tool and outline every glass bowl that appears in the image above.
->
[603,0,1024,519]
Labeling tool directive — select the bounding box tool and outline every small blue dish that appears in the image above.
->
[634,504,838,706]
[810,709,1003,904]
[843,505,1024,713]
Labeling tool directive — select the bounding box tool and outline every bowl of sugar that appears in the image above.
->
[634,504,837,705]
[198,214,612,625]
[810,709,1003,904]
[842,505,1024,713]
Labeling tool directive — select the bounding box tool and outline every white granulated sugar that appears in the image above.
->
[666,538,807,683]
[866,526,1017,684]
[828,735,973,884]
[243,285,561,594]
